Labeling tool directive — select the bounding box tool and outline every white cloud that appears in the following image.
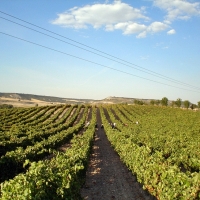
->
[52,1,159,37]
[136,22,169,38]
[52,0,199,38]
[105,24,115,31]
[114,22,147,35]
[153,0,200,22]
[167,29,176,35]
[137,31,147,38]
[147,21,169,33]
[52,1,148,30]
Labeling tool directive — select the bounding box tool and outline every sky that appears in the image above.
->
[0,0,200,103]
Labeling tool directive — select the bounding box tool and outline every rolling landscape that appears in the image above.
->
[1,0,200,199]
[0,100,200,199]
[0,92,161,107]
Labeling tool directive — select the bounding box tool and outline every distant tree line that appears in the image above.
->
[134,99,145,105]
[171,98,199,109]
[150,99,161,106]
[134,97,200,109]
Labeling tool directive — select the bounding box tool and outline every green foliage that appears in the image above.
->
[194,104,198,108]
[170,100,175,107]
[100,104,200,199]
[198,101,200,108]
[0,104,13,109]
[134,99,144,105]
[155,100,160,105]
[183,100,190,109]
[1,104,200,199]
[161,97,168,106]
[0,105,87,183]
[175,98,182,108]
[150,100,155,105]
[0,106,96,199]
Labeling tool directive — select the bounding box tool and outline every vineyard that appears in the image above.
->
[0,104,200,199]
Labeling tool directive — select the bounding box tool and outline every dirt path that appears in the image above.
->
[80,109,156,200]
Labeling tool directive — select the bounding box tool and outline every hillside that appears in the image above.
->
[0,92,97,107]
[0,92,159,107]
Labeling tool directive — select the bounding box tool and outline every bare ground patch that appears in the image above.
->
[80,109,156,200]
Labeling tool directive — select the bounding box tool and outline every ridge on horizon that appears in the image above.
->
[0,92,159,102]
[0,92,198,108]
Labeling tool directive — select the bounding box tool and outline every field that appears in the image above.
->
[0,104,200,199]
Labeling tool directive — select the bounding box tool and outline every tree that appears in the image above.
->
[175,98,182,108]
[183,100,190,109]
[134,99,144,105]
[161,97,168,106]
[171,101,175,107]
[155,100,160,106]
[198,101,200,108]
[150,100,155,105]
[190,104,197,110]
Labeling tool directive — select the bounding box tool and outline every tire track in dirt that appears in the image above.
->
[81,108,156,200]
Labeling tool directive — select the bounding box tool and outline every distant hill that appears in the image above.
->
[0,93,198,111]
[0,92,96,106]
[0,93,161,107]
[0,93,66,103]
[101,96,152,104]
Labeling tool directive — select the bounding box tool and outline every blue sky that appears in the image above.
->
[0,0,200,103]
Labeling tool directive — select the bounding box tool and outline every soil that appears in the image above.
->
[80,109,156,200]
[0,97,63,107]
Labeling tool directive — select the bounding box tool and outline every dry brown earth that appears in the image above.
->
[80,109,156,200]
[0,97,63,107]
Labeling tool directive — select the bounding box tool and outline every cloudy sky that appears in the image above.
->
[0,0,200,103]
